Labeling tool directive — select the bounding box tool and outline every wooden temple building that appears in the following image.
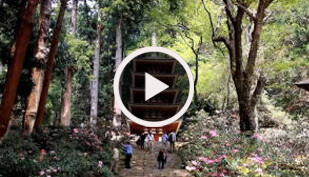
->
[127,57,182,141]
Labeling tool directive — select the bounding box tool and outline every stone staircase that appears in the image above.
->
[117,142,193,177]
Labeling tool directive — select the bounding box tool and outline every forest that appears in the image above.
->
[0,0,308,176]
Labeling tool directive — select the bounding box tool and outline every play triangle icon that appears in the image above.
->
[145,72,169,101]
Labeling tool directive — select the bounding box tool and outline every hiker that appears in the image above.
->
[140,132,146,149]
[146,132,154,152]
[161,132,168,147]
[122,141,133,169]
[157,148,167,169]
[168,131,176,152]
[111,146,119,173]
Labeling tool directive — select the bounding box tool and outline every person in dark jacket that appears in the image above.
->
[140,133,146,149]
[157,148,167,169]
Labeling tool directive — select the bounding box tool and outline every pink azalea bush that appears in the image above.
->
[179,110,309,177]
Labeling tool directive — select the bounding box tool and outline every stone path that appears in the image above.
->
[117,142,193,177]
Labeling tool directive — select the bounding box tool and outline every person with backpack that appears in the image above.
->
[168,131,176,153]
[161,132,168,147]
[157,148,167,169]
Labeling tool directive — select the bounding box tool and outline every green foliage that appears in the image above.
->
[65,35,93,71]
[0,0,26,64]
[0,130,40,177]
[262,0,309,119]
[0,127,114,177]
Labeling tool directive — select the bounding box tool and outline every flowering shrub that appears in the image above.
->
[0,127,114,177]
[178,110,309,177]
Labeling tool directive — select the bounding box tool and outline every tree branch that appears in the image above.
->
[201,0,215,37]
[264,0,275,9]
[213,36,230,49]
[232,1,257,21]
[245,0,269,77]
[201,0,226,56]
[263,10,273,23]
[223,0,236,22]
[178,31,195,52]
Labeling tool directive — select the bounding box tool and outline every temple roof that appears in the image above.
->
[133,58,177,74]
[128,104,180,121]
[128,121,182,134]
[296,79,309,91]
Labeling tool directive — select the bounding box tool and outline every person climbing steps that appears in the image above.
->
[157,148,167,169]
[122,141,133,169]
[118,141,193,177]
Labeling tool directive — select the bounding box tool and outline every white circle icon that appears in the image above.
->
[113,47,194,127]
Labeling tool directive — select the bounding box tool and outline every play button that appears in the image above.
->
[145,73,169,101]
[113,47,194,127]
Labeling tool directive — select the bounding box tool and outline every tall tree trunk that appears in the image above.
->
[210,0,272,132]
[60,67,73,126]
[113,18,123,127]
[34,0,68,129]
[10,0,27,57]
[0,0,39,138]
[70,0,77,35]
[23,0,52,135]
[90,7,102,127]
[60,0,77,126]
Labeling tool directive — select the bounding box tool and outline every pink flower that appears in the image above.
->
[39,171,45,176]
[221,169,228,174]
[206,159,215,164]
[225,143,231,147]
[185,166,196,171]
[53,156,60,161]
[251,133,264,140]
[40,149,47,155]
[18,152,25,158]
[219,155,227,159]
[199,157,208,162]
[39,149,47,161]
[201,135,208,139]
[231,149,239,153]
[73,128,79,134]
[208,172,225,177]
[249,154,264,164]
[209,130,218,137]
[49,150,56,155]
[191,160,198,166]
[214,158,221,163]
[97,161,103,167]
[256,168,263,174]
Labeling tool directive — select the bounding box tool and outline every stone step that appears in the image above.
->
[117,142,192,177]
